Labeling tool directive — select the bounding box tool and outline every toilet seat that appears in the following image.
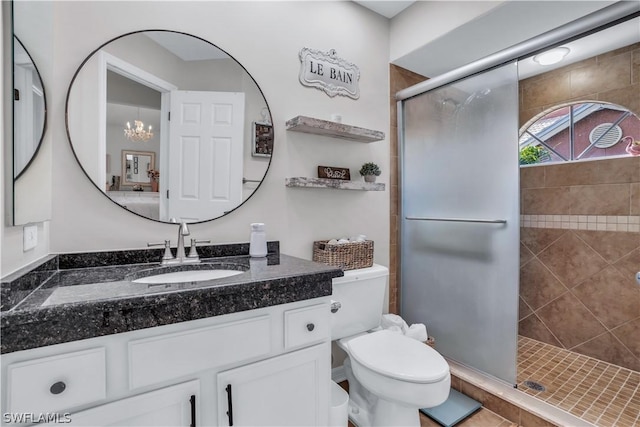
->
[346,330,449,384]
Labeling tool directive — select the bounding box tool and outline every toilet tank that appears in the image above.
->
[330,264,388,340]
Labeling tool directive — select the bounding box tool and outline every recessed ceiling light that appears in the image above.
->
[533,47,570,65]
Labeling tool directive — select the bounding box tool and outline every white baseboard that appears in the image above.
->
[331,365,347,383]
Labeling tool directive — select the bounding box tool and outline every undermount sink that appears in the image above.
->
[133,269,244,284]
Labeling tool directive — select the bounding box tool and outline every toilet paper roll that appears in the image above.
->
[406,323,428,342]
[381,313,409,334]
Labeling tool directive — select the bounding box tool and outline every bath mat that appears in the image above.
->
[420,389,482,427]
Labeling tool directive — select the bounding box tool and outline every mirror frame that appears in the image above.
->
[65,29,274,224]
[13,35,47,181]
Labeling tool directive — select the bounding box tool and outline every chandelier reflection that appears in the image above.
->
[124,119,153,142]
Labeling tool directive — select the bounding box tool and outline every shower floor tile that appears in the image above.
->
[518,336,640,427]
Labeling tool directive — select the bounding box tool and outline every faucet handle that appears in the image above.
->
[148,240,174,261]
[188,239,211,258]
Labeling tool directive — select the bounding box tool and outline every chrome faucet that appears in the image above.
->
[175,222,190,263]
[149,221,201,265]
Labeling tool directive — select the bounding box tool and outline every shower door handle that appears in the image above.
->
[405,216,507,224]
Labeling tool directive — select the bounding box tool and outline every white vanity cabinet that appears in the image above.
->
[6,347,107,416]
[217,344,329,426]
[42,380,199,427]
[0,298,331,427]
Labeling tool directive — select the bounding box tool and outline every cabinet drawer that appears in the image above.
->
[284,303,329,350]
[7,348,106,414]
[129,315,272,389]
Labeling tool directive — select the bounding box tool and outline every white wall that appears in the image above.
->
[389,1,504,62]
[3,1,622,277]
[34,2,390,269]
[390,0,615,78]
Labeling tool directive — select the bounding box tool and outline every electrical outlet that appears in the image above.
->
[23,225,37,251]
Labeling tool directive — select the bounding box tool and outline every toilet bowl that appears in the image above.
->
[338,330,450,426]
[331,265,450,427]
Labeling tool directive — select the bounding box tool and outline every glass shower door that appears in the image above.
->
[400,62,520,384]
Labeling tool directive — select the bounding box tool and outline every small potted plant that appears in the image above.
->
[359,162,381,183]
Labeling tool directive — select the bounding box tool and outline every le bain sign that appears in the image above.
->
[298,48,360,99]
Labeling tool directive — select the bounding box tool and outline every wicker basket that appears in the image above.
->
[312,240,374,270]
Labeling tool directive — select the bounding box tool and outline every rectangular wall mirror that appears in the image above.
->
[121,150,155,187]
[7,0,53,225]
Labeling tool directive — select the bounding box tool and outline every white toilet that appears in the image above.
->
[331,264,450,427]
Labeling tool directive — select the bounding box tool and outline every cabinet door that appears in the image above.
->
[43,380,199,427]
[217,344,329,426]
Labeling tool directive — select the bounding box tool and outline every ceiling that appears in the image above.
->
[144,32,228,61]
[353,1,415,18]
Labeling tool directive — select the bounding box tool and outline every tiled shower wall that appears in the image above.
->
[519,157,640,372]
[519,42,640,126]
[518,40,640,372]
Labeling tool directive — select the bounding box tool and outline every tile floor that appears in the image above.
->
[518,336,640,427]
[337,381,514,427]
[419,408,516,427]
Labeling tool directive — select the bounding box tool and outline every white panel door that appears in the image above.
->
[168,91,244,222]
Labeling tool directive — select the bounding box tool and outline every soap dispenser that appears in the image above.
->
[250,223,267,257]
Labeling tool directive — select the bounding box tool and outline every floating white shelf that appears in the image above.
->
[285,116,385,143]
[285,177,385,191]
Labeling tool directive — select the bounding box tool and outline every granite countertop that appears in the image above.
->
[1,243,343,354]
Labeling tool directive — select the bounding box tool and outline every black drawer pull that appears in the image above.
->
[226,384,233,426]
[306,323,315,332]
[50,381,66,395]
[189,395,196,427]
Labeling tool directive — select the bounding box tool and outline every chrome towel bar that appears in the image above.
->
[405,217,507,224]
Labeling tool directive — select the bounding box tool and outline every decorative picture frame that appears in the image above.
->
[252,121,274,157]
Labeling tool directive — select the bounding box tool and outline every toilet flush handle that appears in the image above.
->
[330,300,341,314]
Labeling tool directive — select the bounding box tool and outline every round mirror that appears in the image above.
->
[14,35,47,179]
[66,30,273,223]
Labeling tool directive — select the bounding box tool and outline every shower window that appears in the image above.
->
[519,101,640,164]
